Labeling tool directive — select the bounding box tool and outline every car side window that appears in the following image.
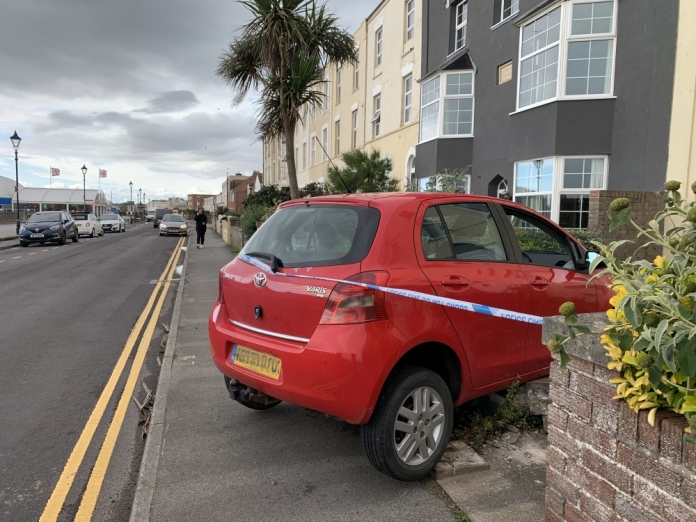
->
[421,207,454,260]
[421,203,507,262]
[504,208,574,269]
[439,203,507,261]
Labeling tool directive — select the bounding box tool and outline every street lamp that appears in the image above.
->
[129,181,133,223]
[81,165,88,211]
[533,159,544,193]
[138,188,142,214]
[10,131,21,234]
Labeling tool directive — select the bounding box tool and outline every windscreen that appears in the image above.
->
[101,215,118,220]
[162,215,184,222]
[27,213,61,223]
[242,205,380,268]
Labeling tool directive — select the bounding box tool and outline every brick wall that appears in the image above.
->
[588,190,664,260]
[543,313,696,521]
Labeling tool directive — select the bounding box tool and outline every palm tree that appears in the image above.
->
[326,149,400,194]
[216,0,357,199]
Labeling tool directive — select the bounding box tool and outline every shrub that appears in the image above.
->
[550,181,696,441]
[240,204,270,240]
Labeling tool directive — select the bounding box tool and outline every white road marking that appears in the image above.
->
[28,253,35,256]
[12,256,20,259]
[42,250,48,252]
[53,247,58,249]
[0,260,5,263]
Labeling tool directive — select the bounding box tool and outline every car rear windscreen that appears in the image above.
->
[72,215,89,220]
[242,205,380,268]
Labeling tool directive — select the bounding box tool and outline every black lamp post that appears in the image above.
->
[81,165,88,211]
[138,188,142,215]
[10,131,21,234]
[129,181,133,223]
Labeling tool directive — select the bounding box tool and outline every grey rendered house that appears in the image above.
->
[414,0,681,231]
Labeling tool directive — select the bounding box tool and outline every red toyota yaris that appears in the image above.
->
[209,193,611,480]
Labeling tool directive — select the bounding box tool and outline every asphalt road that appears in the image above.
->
[0,223,184,521]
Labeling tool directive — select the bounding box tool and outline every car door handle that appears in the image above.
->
[531,277,549,288]
[441,276,470,288]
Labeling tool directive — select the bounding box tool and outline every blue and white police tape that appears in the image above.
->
[238,253,544,326]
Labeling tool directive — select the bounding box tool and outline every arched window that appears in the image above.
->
[406,155,416,184]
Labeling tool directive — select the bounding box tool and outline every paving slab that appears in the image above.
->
[437,433,547,522]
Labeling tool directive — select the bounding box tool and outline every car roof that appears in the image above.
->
[279,192,531,212]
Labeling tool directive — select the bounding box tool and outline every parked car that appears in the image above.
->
[72,212,104,237]
[209,193,613,481]
[19,211,79,246]
[154,209,173,227]
[100,214,125,233]
[159,214,188,236]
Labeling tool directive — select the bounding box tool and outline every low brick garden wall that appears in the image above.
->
[543,313,696,521]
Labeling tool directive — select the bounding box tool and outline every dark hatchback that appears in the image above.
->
[19,211,79,247]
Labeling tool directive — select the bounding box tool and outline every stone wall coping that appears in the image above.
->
[542,312,610,366]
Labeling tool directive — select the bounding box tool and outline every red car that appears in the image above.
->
[209,193,611,480]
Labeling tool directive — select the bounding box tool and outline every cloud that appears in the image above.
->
[135,90,200,114]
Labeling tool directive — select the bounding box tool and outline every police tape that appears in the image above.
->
[238,254,544,326]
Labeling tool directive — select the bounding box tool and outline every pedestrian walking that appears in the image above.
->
[194,208,208,249]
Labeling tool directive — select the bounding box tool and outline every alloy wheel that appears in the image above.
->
[393,386,446,466]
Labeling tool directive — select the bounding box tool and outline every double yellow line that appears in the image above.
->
[40,236,185,522]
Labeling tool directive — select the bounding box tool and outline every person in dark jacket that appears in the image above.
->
[194,209,208,249]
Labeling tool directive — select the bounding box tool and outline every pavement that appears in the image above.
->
[0,223,181,521]
[131,231,460,522]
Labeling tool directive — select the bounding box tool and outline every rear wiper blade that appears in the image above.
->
[245,251,282,273]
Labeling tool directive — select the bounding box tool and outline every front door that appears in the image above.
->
[416,201,531,388]
[500,207,598,373]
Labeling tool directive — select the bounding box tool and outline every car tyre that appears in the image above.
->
[361,365,453,481]
[20,242,28,247]
[59,233,67,246]
[90,228,95,238]
[72,231,79,243]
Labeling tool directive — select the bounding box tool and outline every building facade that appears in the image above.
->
[416,0,683,229]
[188,194,215,211]
[264,0,423,190]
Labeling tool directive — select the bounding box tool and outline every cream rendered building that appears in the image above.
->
[264,0,422,191]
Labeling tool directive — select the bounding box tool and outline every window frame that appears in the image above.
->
[376,27,383,67]
[494,0,520,27]
[405,0,415,41]
[372,93,381,138]
[403,74,413,124]
[354,56,360,90]
[335,119,341,156]
[322,77,329,112]
[302,141,307,170]
[322,125,329,161]
[512,155,609,228]
[310,135,317,166]
[336,66,342,104]
[352,109,359,149]
[454,1,468,52]
[515,0,618,112]
[419,70,475,143]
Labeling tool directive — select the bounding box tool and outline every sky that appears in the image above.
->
[0,0,376,204]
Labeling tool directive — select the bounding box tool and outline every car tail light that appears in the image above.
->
[218,270,226,304]
[85,222,90,226]
[320,272,390,325]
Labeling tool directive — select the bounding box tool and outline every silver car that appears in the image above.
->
[100,214,125,233]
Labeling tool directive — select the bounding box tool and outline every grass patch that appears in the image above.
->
[452,380,543,448]
[228,243,240,254]
[453,507,472,522]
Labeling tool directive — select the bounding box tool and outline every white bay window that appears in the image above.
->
[517,0,617,110]
[419,71,474,142]
[513,156,607,228]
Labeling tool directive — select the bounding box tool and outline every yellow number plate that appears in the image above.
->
[230,344,282,380]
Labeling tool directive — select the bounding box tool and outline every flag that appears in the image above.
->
[51,168,60,177]
[99,169,107,178]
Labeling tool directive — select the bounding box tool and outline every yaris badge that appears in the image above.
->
[254,273,267,288]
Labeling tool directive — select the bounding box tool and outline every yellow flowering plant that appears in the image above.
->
[549,180,696,442]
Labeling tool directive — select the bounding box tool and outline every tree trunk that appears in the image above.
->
[284,118,300,199]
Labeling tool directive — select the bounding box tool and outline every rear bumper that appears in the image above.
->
[208,301,404,424]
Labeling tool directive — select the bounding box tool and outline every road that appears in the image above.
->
[0,223,185,521]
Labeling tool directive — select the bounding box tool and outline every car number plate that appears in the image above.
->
[230,344,281,380]
[31,233,44,238]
